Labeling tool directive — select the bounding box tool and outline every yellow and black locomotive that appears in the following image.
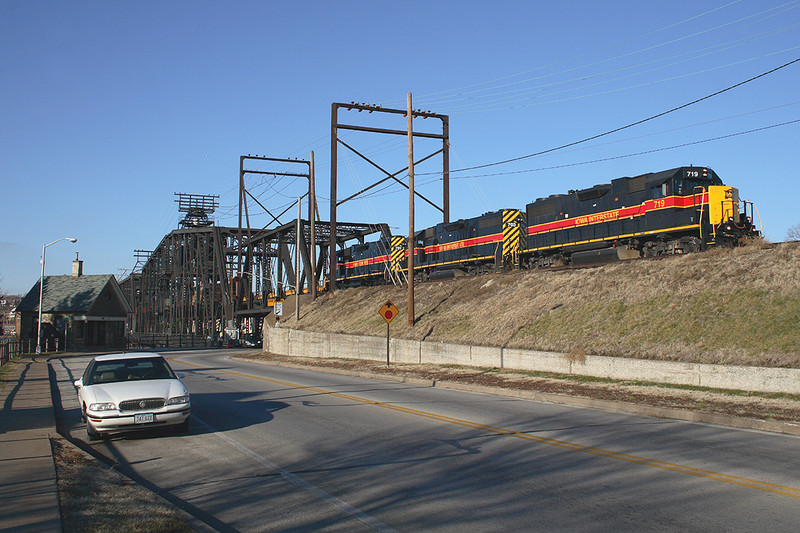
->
[523,166,758,267]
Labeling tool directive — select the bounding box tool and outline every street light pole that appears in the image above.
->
[37,237,77,354]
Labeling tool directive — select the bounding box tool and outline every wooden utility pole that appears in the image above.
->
[296,197,301,321]
[407,92,415,327]
[329,104,338,292]
[309,151,317,299]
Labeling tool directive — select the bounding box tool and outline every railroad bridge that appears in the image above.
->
[121,219,386,340]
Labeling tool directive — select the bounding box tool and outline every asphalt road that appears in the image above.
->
[51,349,800,532]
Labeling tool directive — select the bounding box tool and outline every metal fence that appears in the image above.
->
[0,334,222,367]
[0,339,34,367]
[127,333,213,350]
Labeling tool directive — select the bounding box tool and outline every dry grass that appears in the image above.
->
[52,438,193,532]
[283,242,800,368]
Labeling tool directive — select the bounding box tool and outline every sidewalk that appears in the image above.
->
[0,356,62,533]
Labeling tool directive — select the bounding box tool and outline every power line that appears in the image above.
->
[387,0,752,105]
[538,100,800,154]
[446,57,800,175]
[385,0,799,109]
[452,118,800,180]
[357,116,800,199]
[443,39,800,114]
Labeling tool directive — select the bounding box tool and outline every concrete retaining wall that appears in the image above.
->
[263,325,800,394]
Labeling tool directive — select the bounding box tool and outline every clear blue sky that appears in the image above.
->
[2,0,799,295]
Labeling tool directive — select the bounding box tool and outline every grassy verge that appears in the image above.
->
[52,438,194,533]
[281,242,800,368]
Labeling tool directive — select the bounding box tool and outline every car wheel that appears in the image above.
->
[86,422,101,441]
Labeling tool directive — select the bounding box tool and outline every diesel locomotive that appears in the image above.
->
[335,166,759,286]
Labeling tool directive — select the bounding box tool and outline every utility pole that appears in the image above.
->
[407,92,415,328]
[309,151,317,299]
[296,197,301,321]
[329,104,338,292]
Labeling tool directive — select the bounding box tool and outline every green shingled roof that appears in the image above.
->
[16,275,119,313]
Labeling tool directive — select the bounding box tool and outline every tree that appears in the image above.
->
[787,223,800,242]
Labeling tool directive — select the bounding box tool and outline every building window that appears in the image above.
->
[75,321,84,339]
[113,322,125,338]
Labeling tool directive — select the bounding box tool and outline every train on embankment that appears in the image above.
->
[335,166,760,286]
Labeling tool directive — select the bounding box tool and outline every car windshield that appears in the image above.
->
[88,358,176,385]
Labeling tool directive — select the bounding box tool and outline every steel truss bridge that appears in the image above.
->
[121,220,387,338]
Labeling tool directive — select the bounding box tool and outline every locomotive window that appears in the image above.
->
[651,182,668,199]
[627,176,646,193]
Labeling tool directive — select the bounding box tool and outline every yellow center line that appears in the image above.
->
[175,357,800,499]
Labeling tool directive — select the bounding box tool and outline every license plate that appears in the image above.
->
[134,413,154,424]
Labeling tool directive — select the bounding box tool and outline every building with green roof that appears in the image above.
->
[15,258,132,351]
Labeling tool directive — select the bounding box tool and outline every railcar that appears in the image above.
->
[335,237,395,287]
[522,166,758,267]
[411,208,523,279]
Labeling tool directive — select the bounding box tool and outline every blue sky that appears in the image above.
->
[2,0,799,295]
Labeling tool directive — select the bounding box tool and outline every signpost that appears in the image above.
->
[379,299,398,367]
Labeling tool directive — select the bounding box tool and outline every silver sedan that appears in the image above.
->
[74,352,190,440]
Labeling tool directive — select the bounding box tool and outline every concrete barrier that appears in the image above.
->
[262,324,800,394]
[391,338,421,364]
[470,345,502,368]
[502,348,571,374]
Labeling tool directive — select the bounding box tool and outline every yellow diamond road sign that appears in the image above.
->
[379,300,398,324]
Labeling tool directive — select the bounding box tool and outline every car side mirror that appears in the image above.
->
[74,379,83,388]
[177,372,185,379]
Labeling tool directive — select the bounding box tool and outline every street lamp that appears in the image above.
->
[36,237,78,354]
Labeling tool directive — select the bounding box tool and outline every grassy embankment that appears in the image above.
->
[281,241,800,368]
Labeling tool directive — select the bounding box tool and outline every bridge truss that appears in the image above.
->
[123,219,385,338]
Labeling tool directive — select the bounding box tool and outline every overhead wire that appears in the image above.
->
[451,45,800,114]
[351,112,800,200]
[386,0,751,105]
[533,100,800,155]
[449,118,800,181]
[437,56,800,175]
[400,0,799,110]
[442,25,800,113]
